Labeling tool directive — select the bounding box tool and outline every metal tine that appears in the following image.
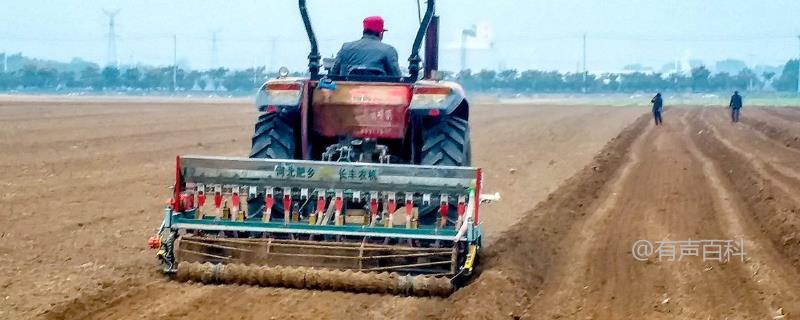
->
[230,185,241,221]
[455,195,467,230]
[333,190,344,226]
[178,248,231,260]
[282,186,292,225]
[181,239,253,252]
[369,191,379,227]
[311,189,324,225]
[195,184,206,218]
[404,192,414,229]
[213,184,223,216]
[438,193,449,229]
[263,187,274,223]
[385,192,396,228]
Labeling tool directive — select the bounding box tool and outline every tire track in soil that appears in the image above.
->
[444,114,653,319]
[526,109,766,319]
[690,109,800,271]
[447,108,800,319]
[700,109,800,207]
[523,113,661,319]
[740,108,800,152]
[0,99,246,122]
[761,107,800,122]
[683,109,800,317]
[473,106,641,245]
[0,126,249,195]
[708,108,800,192]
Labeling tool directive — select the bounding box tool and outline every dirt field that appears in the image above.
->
[1,97,799,319]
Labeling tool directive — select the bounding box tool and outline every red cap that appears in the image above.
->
[363,16,387,33]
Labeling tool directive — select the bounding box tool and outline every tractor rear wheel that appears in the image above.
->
[249,112,295,159]
[247,112,295,220]
[420,116,471,166]
[418,116,471,225]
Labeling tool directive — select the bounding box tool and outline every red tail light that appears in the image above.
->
[415,87,451,95]
[267,83,301,91]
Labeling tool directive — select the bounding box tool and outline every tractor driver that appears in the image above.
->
[331,16,402,77]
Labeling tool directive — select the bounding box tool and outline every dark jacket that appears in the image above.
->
[729,93,743,108]
[331,34,402,77]
[651,95,663,112]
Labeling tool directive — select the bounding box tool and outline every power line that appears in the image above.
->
[1,32,795,44]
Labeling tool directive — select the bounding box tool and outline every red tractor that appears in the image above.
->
[151,0,493,296]
[248,0,470,226]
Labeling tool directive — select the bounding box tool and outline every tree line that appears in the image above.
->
[0,64,273,92]
[452,60,799,93]
[2,52,800,93]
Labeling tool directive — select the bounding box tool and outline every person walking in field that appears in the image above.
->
[729,90,743,123]
[651,92,663,126]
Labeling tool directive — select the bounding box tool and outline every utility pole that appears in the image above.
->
[460,31,467,72]
[582,33,587,93]
[460,26,477,72]
[796,35,800,93]
[210,30,220,69]
[172,34,177,92]
[103,9,120,68]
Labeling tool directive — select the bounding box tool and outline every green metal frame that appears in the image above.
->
[162,209,482,242]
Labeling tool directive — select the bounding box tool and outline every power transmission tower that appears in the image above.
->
[210,30,220,69]
[460,26,477,72]
[103,9,120,68]
[2,52,7,73]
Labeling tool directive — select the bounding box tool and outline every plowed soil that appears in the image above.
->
[1,97,799,319]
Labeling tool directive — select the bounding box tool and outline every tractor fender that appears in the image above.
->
[408,80,468,120]
[255,78,306,112]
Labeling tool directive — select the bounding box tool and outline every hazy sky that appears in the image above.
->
[3,0,800,73]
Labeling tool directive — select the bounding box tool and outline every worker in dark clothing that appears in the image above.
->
[651,93,663,126]
[331,16,402,77]
[729,91,743,123]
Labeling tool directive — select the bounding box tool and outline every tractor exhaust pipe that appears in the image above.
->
[408,0,435,80]
[299,0,321,78]
[423,15,439,79]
